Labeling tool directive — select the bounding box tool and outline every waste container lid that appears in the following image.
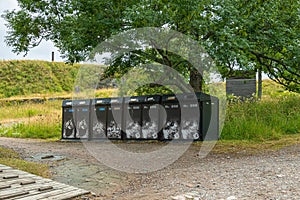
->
[162,92,218,102]
[62,100,73,107]
[161,94,179,102]
[143,95,161,103]
[109,97,123,104]
[92,98,111,105]
[124,96,145,103]
[73,99,91,106]
[161,93,198,102]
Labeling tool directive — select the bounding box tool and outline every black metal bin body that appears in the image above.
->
[123,96,144,139]
[179,93,201,140]
[62,100,76,139]
[107,97,123,139]
[141,95,161,140]
[161,94,181,140]
[198,93,219,140]
[90,98,110,139]
[74,99,91,139]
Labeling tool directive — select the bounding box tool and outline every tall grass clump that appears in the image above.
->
[0,101,61,121]
[0,117,61,139]
[221,95,300,141]
[0,100,61,139]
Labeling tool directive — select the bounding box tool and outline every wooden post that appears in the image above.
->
[51,52,55,62]
[257,67,262,99]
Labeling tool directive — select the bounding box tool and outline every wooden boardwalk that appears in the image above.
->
[0,164,90,200]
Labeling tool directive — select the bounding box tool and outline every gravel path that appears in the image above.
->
[0,137,299,199]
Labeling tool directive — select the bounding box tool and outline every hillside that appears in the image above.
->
[0,60,80,98]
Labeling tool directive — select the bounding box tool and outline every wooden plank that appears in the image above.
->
[12,182,79,199]
[0,172,34,179]
[0,191,29,200]
[0,185,11,190]
[20,180,36,185]
[38,186,53,191]
[0,165,12,170]
[0,175,43,185]
[3,175,19,179]
[12,186,63,200]
[0,183,53,196]
[16,187,80,200]
[0,188,30,198]
[0,168,15,171]
[0,169,35,176]
[8,179,49,190]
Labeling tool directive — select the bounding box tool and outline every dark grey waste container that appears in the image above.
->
[123,96,143,139]
[179,93,201,140]
[161,94,181,140]
[62,100,76,139]
[74,99,90,139]
[161,92,219,141]
[141,95,161,140]
[90,98,110,139]
[107,97,123,139]
[198,93,219,140]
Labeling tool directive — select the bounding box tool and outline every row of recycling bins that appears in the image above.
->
[62,92,219,141]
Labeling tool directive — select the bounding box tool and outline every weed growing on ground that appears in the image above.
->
[0,147,49,177]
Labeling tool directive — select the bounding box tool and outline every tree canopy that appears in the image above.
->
[2,0,300,92]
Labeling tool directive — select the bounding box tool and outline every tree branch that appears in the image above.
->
[149,39,172,67]
[250,50,300,78]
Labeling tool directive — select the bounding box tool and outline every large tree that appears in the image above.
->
[2,0,300,92]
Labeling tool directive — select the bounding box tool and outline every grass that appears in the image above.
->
[0,60,80,98]
[221,95,300,141]
[0,91,72,101]
[0,100,61,121]
[0,117,61,139]
[262,79,299,98]
[0,146,49,178]
[211,134,300,155]
[95,88,118,98]
[0,100,61,140]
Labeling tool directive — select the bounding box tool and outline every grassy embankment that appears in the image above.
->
[0,60,80,98]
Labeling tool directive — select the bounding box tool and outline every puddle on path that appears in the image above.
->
[51,159,128,196]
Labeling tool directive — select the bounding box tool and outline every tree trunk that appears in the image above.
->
[189,68,203,92]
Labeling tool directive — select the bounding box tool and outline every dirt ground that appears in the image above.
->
[0,137,299,200]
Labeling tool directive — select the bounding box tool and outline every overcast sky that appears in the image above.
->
[0,0,63,61]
